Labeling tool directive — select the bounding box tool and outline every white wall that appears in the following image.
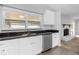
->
[0,5,5,32]
[71,16,79,37]
[55,9,62,40]
[74,20,79,37]
[4,4,46,14]
[61,15,72,24]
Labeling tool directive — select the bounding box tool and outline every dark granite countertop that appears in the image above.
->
[0,29,59,41]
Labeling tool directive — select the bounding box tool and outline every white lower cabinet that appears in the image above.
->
[29,36,42,54]
[19,35,42,55]
[19,38,32,55]
[0,41,20,55]
[6,39,20,55]
[0,45,8,55]
[0,35,42,55]
[52,33,61,48]
[0,39,19,55]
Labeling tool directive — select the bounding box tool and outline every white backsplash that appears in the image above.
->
[42,25,57,30]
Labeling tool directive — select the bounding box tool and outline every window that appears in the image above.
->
[26,14,41,29]
[4,7,27,30]
[3,7,42,30]
[5,20,26,29]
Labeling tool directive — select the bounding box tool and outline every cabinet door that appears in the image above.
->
[52,33,60,47]
[19,35,42,55]
[5,39,20,55]
[29,35,42,54]
[43,10,55,25]
[0,45,8,55]
[19,37,33,55]
[0,41,9,55]
[0,39,19,55]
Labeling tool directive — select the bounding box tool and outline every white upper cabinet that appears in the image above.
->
[43,10,55,25]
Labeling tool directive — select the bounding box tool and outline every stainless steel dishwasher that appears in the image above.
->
[42,33,52,52]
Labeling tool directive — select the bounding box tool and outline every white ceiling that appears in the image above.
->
[4,4,79,17]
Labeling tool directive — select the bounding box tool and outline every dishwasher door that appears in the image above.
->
[42,34,52,51]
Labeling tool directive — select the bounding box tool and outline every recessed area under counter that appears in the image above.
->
[0,35,43,55]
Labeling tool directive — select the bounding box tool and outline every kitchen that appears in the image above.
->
[0,4,61,55]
